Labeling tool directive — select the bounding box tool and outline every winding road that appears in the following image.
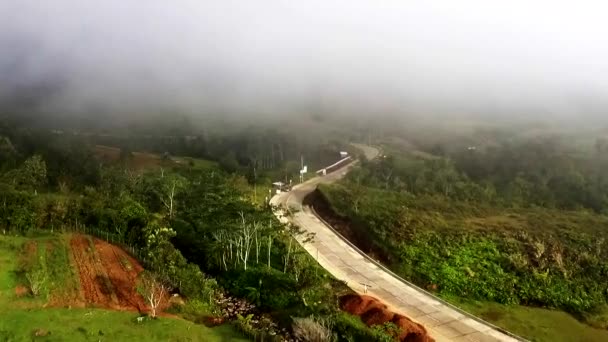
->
[271,144,522,342]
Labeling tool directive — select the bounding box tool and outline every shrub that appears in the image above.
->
[175,263,218,303]
[331,312,394,342]
[292,316,334,342]
[233,314,281,342]
[25,267,46,296]
[582,304,608,329]
[222,267,300,311]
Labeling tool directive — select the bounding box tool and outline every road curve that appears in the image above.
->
[271,144,521,342]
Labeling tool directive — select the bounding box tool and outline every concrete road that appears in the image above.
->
[271,144,522,342]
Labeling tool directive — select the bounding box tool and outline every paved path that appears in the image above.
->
[271,145,521,342]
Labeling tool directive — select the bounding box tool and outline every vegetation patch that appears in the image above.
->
[316,135,608,341]
[339,294,433,342]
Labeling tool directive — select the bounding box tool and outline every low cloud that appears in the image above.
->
[1,1,607,122]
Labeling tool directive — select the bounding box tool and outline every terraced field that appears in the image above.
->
[70,234,147,312]
[0,233,247,341]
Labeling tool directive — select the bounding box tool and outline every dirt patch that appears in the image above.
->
[14,285,28,297]
[340,294,434,342]
[69,234,147,312]
[340,294,387,316]
[93,238,146,311]
[480,308,505,322]
[304,189,392,263]
[362,307,395,326]
[392,315,431,342]
[18,240,38,270]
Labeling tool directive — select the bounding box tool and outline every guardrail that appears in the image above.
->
[315,156,352,175]
[306,202,526,341]
[277,144,526,340]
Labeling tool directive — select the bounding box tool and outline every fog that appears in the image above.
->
[1,1,607,122]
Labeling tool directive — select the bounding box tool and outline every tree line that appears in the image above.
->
[0,125,395,341]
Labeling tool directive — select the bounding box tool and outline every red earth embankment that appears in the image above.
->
[340,294,434,342]
[70,234,148,312]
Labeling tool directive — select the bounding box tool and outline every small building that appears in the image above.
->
[340,151,349,158]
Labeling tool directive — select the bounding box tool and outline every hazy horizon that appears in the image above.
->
[1,1,607,123]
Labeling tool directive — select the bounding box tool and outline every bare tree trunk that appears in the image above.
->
[169,181,175,218]
[161,181,177,218]
[141,275,168,319]
[255,232,259,264]
[229,242,233,265]
[284,239,293,273]
[383,169,393,189]
[267,236,273,268]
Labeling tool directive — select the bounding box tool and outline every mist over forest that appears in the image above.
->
[3,2,608,342]
[2,1,608,131]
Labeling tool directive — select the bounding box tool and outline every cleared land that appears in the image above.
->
[70,234,147,312]
[95,145,165,170]
[94,144,218,171]
[0,233,247,341]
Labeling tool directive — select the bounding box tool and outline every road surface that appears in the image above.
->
[271,144,522,342]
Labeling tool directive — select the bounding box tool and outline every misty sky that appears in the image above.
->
[1,1,607,119]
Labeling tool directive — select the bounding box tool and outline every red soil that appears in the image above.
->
[20,241,38,267]
[69,234,147,312]
[340,294,434,342]
[392,315,431,342]
[94,237,146,311]
[341,294,388,316]
[363,307,396,326]
[14,285,28,297]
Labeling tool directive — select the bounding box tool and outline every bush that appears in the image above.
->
[233,314,281,342]
[175,263,218,303]
[292,316,334,342]
[25,267,46,296]
[331,313,394,342]
[221,267,300,311]
[167,299,217,322]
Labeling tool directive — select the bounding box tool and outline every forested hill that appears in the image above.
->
[0,123,401,341]
[316,132,608,341]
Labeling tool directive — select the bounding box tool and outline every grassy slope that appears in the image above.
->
[0,234,247,342]
[318,184,608,342]
[0,309,244,342]
[451,298,608,342]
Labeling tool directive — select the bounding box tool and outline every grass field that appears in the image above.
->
[94,145,219,172]
[0,308,246,342]
[0,234,248,342]
[448,297,608,342]
[173,156,218,170]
